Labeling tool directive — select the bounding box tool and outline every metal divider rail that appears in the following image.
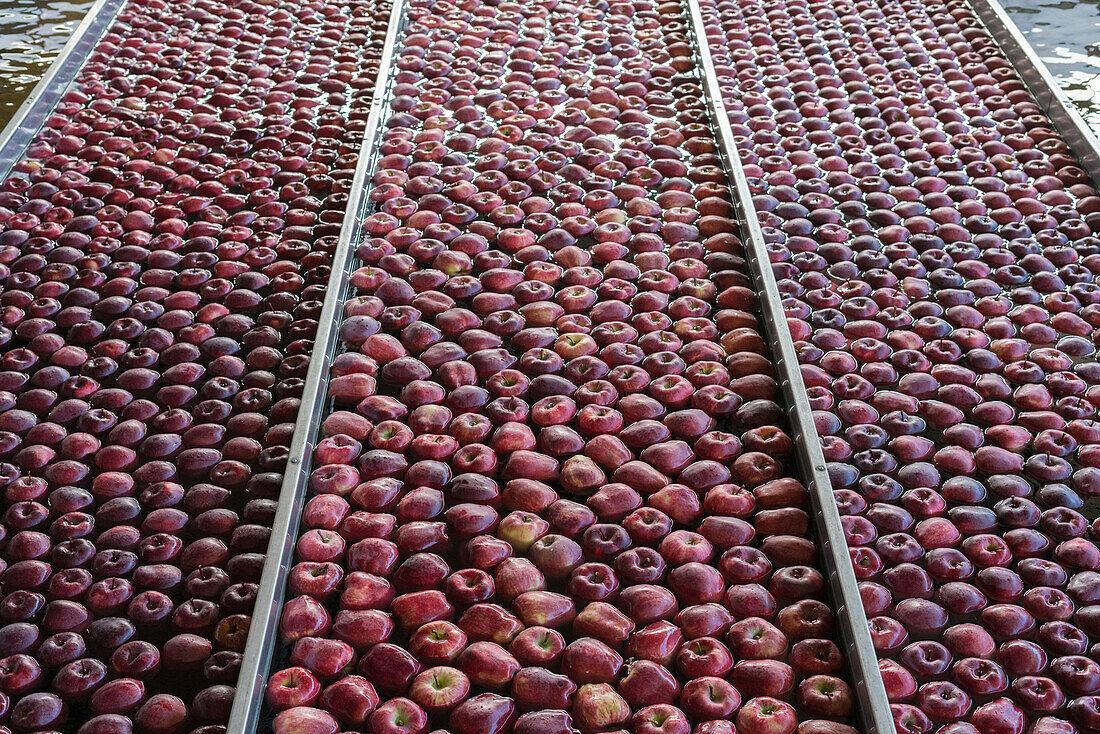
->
[227,0,409,729]
[683,2,897,733]
[0,0,129,179]
[229,0,1100,732]
[21,0,1092,729]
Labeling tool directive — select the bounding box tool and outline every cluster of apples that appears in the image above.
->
[263,0,865,732]
[700,0,1100,731]
[0,0,391,729]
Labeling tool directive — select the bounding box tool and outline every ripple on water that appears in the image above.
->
[0,0,92,129]
[1005,0,1100,135]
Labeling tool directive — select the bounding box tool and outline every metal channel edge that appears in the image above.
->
[684,3,895,733]
[967,0,1100,182]
[227,1,408,730]
[0,0,128,179]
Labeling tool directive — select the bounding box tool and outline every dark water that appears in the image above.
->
[1006,0,1100,135]
[0,0,91,130]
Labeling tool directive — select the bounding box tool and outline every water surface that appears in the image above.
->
[0,0,91,130]
[1005,0,1100,135]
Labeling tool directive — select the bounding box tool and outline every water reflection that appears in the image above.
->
[1005,0,1100,135]
[0,0,91,130]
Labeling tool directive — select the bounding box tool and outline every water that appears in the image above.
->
[0,0,91,130]
[1005,0,1100,136]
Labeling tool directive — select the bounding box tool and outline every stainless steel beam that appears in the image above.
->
[226,1,408,730]
[684,3,896,733]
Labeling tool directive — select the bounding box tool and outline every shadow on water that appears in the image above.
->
[1004,0,1100,135]
[0,0,92,130]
